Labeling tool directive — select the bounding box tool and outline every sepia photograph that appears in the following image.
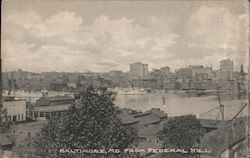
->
[0,0,250,157]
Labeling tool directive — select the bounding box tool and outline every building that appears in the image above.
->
[108,70,123,76]
[240,64,244,75]
[189,66,213,81]
[50,82,68,91]
[215,70,230,81]
[160,66,170,77]
[129,62,148,77]
[31,104,71,119]
[116,110,139,130]
[220,59,234,72]
[2,70,45,91]
[200,118,246,158]
[31,95,75,120]
[133,108,167,127]
[177,68,192,80]
[150,69,161,78]
[131,79,158,89]
[220,59,233,79]
[133,108,168,156]
[36,95,75,106]
[3,99,27,122]
[233,71,241,80]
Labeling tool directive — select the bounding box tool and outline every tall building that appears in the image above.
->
[220,59,234,72]
[240,64,244,76]
[220,59,233,80]
[129,62,148,77]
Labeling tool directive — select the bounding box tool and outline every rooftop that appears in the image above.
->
[39,95,74,102]
[200,118,246,157]
[117,111,139,125]
[33,104,71,112]
[132,108,167,126]
[133,108,167,119]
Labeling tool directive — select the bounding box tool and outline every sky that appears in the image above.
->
[1,0,249,72]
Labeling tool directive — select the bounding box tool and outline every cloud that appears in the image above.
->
[24,11,83,38]
[57,14,178,70]
[3,11,176,71]
[189,6,247,48]
[96,62,119,67]
[2,4,248,72]
[163,6,248,70]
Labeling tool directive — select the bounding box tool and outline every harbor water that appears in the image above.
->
[8,90,248,120]
[114,93,248,120]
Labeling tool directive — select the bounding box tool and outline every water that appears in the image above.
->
[9,91,249,120]
[114,93,248,120]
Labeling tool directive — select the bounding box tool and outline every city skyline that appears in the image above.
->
[3,58,247,74]
[2,0,249,72]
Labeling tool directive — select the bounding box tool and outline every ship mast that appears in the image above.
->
[162,84,167,109]
[217,86,224,121]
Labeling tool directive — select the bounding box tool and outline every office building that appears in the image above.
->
[129,62,148,77]
[220,59,233,79]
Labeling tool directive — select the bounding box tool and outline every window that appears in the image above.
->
[34,112,38,118]
[18,114,20,121]
[40,112,45,117]
[13,115,17,122]
[21,113,24,120]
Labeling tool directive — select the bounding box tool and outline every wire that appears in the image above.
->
[199,106,219,118]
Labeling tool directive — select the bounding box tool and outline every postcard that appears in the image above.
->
[0,0,249,158]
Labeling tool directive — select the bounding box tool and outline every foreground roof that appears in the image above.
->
[200,117,246,157]
[117,110,139,125]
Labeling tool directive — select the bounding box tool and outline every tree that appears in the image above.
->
[158,115,205,158]
[33,87,138,158]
